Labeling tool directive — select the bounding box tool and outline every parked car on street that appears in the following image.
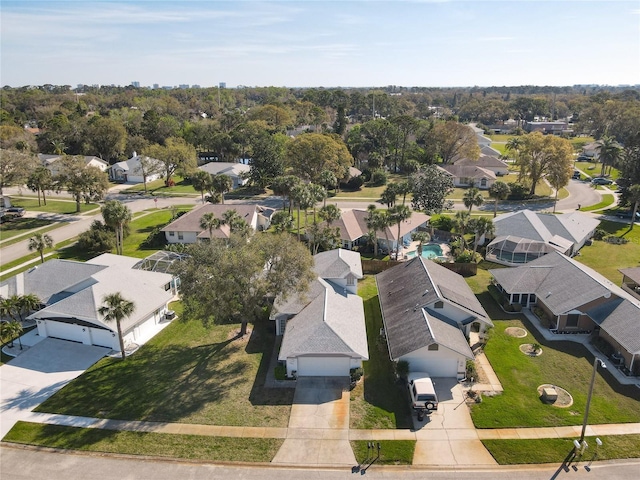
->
[616,210,640,221]
[592,177,614,185]
[5,206,25,216]
[407,372,438,420]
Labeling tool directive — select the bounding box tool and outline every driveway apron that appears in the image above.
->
[0,338,109,439]
[411,378,496,466]
[272,376,355,466]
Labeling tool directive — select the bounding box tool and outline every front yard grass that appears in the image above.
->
[350,276,413,429]
[350,440,415,465]
[35,306,294,427]
[11,197,99,214]
[0,218,56,242]
[483,435,640,465]
[577,220,640,284]
[468,262,640,429]
[3,421,283,462]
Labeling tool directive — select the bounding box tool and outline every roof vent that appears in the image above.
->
[546,292,552,298]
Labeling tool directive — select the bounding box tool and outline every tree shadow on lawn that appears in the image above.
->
[246,320,294,407]
[37,338,248,423]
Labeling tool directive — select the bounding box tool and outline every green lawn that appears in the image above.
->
[3,422,283,463]
[11,197,99,214]
[575,161,620,180]
[35,306,294,427]
[123,175,198,195]
[349,276,413,429]
[0,218,56,241]
[577,220,640,284]
[579,194,615,212]
[483,435,640,465]
[120,206,192,258]
[350,440,415,465]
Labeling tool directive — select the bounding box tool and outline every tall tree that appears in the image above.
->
[27,166,54,206]
[290,183,314,241]
[191,170,213,203]
[547,157,572,213]
[28,232,54,263]
[388,204,412,259]
[271,175,300,213]
[430,121,480,164]
[468,217,495,254]
[463,187,484,213]
[174,233,315,336]
[517,132,574,196]
[0,149,38,194]
[143,137,197,186]
[86,116,127,162]
[54,156,110,212]
[411,230,431,257]
[410,165,455,214]
[286,133,353,184]
[199,212,220,239]
[596,136,622,177]
[488,181,511,217]
[626,184,640,231]
[209,174,233,204]
[137,155,164,194]
[98,292,135,360]
[101,200,132,255]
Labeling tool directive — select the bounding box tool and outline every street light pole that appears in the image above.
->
[580,357,605,443]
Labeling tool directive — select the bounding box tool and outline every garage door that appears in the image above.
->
[297,356,350,377]
[45,321,85,344]
[408,357,458,378]
[90,328,115,349]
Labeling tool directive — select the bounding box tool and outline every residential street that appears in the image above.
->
[1,446,638,480]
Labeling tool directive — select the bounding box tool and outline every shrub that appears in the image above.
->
[604,236,628,245]
[140,226,167,249]
[77,220,114,254]
[396,360,409,381]
[507,183,529,200]
[350,367,363,383]
[592,228,607,240]
[466,360,477,380]
[429,214,454,232]
[346,175,364,191]
[274,365,286,381]
[370,170,388,187]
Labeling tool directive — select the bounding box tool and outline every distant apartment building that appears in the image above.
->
[219,82,226,89]
[131,81,140,88]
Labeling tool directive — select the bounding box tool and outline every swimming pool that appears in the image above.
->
[406,244,444,259]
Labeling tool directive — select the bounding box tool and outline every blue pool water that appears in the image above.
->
[406,244,443,259]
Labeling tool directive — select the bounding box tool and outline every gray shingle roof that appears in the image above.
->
[376,257,490,360]
[331,209,431,243]
[454,155,508,169]
[313,249,363,279]
[424,310,474,359]
[619,267,640,284]
[160,204,268,236]
[278,279,368,359]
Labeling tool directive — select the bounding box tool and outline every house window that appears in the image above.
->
[347,275,355,286]
[434,301,444,309]
[178,232,184,240]
[428,344,439,351]
[529,294,536,304]
[169,231,175,237]
[566,313,580,327]
[512,294,520,304]
[480,178,487,187]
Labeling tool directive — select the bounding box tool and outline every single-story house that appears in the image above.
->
[469,124,492,147]
[453,155,509,176]
[327,208,431,252]
[0,254,177,352]
[198,162,251,189]
[523,121,570,135]
[273,249,368,377]
[581,142,600,159]
[486,210,600,265]
[161,204,274,244]
[480,145,502,158]
[620,267,640,301]
[109,154,164,184]
[38,154,109,176]
[376,257,493,379]
[439,164,497,189]
[490,252,640,377]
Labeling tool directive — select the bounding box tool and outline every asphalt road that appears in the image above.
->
[0,179,606,267]
[1,446,638,480]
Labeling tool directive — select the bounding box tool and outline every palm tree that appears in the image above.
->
[463,187,484,214]
[453,211,471,249]
[488,181,511,217]
[596,136,622,177]
[191,170,213,203]
[101,200,132,255]
[210,174,233,204]
[469,217,495,254]
[318,204,341,225]
[290,184,315,241]
[17,294,41,321]
[389,204,412,259]
[221,209,251,238]
[308,183,327,224]
[365,205,382,256]
[28,232,54,263]
[199,212,220,240]
[0,297,18,322]
[98,292,135,360]
[411,230,431,257]
[5,320,23,349]
[627,184,640,231]
[271,210,293,233]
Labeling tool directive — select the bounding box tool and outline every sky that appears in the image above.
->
[1,0,639,88]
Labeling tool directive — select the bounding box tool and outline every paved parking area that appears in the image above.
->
[0,338,109,438]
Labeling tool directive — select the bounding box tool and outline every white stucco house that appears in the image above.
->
[376,257,492,379]
[454,155,509,176]
[198,162,251,189]
[439,164,497,189]
[109,154,164,184]
[38,154,109,176]
[0,254,177,353]
[273,249,369,377]
[161,204,274,244]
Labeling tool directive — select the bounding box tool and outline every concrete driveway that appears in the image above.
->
[272,376,356,467]
[411,378,496,466]
[0,338,109,439]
